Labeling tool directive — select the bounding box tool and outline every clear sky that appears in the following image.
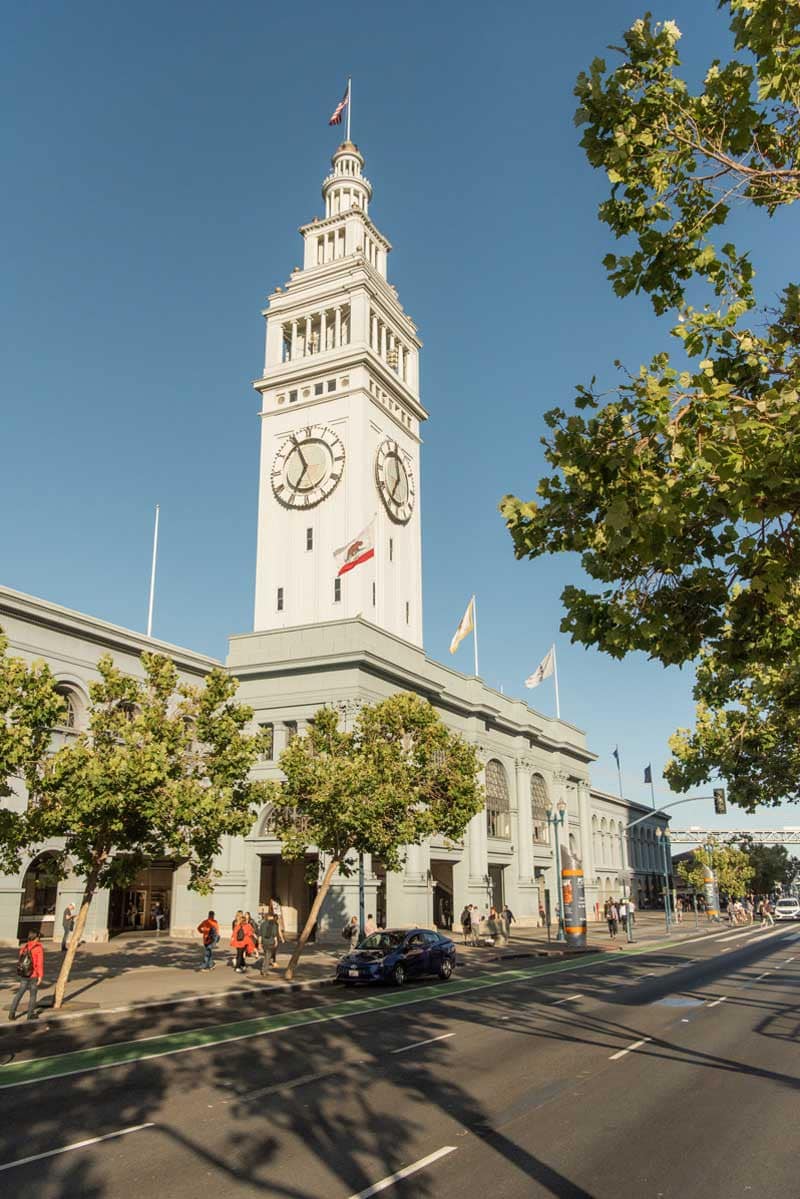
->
[2,2,795,838]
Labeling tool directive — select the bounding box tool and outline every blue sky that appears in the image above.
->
[2,2,795,835]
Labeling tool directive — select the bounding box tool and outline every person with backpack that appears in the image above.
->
[9,929,44,1022]
[460,905,471,945]
[61,903,76,953]
[230,913,255,972]
[342,915,359,952]
[197,910,220,970]
[259,906,280,974]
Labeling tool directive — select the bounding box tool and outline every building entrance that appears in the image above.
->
[17,852,60,941]
[430,860,454,930]
[259,854,318,939]
[488,863,506,911]
[108,861,175,933]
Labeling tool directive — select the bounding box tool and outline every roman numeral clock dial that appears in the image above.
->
[375,438,415,524]
[271,424,345,509]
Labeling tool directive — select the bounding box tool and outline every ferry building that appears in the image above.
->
[0,142,669,945]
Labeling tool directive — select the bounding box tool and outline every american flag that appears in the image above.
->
[329,84,350,126]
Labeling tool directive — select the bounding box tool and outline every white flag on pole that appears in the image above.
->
[449,596,475,655]
[525,646,555,689]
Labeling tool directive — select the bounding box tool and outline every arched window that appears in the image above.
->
[55,686,79,730]
[17,851,60,940]
[530,773,549,844]
[485,759,510,839]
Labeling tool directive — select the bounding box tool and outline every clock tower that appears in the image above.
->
[253,142,426,646]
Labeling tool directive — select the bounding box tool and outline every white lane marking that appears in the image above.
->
[0,1123,154,1173]
[786,957,795,964]
[721,948,732,952]
[643,972,656,977]
[390,1033,455,1054]
[755,972,770,981]
[707,996,728,1008]
[713,927,760,942]
[609,1036,652,1061]
[551,994,583,1005]
[347,1145,457,1197]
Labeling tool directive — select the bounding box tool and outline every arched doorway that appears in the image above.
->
[18,852,60,941]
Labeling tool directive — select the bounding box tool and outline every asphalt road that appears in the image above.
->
[0,922,797,1198]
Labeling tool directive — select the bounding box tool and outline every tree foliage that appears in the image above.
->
[0,629,65,873]
[501,2,800,808]
[737,836,798,892]
[30,653,268,1008]
[268,693,484,979]
[677,841,754,897]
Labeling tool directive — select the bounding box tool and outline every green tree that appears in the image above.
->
[31,653,269,1009]
[737,837,798,893]
[0,629,65,873]
[500,2,800,808]
[268,693,484,981]
[677,841,754,898]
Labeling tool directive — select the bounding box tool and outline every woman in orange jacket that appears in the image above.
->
[231,914,255,972]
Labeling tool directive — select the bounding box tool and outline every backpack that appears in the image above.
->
[17,948,33,978]
[200,922,218,947]
[236,925,245,943]
[342,924,353,940]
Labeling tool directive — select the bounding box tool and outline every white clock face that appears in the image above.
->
[271,425,345,509]
[375,438,415,524]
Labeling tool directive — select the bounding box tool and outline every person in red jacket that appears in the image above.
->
[230,914,256,973]
[9,929,44,1022]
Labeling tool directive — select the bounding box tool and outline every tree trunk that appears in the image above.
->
[284,857,339,981]
[53,860,102,1010]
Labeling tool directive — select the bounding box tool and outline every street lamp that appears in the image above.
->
[617,824,635,944]
[655,827,672,933]
[546,797,568,943]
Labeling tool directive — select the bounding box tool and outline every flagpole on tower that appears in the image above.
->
[146,503,160,639]
[472,595,479,677]
[346,77,352,142]
[552,643,561,719]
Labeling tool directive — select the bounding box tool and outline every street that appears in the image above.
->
[0,922,797,1198]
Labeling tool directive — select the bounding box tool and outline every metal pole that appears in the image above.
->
[358,852,365,940]
[552,643,561,720]
[693,890,699,929]
[472,595,479,677]
[551,814,566,943]
[146,504,160,638]
[659,835,671,933]
[619,825,634,943]
[664,835,673,928]
[346,77,352,143]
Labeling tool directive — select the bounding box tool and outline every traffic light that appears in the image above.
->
[713,788,727,815]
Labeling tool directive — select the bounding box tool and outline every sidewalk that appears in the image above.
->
[0,912,717,1025]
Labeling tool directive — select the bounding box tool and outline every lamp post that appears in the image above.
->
[617,825,635,944]
[546,798,568,943]
[655,827,672,933]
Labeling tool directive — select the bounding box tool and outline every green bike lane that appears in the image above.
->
[0,928,758,1092]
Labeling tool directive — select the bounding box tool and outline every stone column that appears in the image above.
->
[304,316,312,357]
[380,322,387,359]
[320,310,327,352]
[334,306,342,348]
[290,320,298,360]
[371,312,377,350]
[515,758,534,885]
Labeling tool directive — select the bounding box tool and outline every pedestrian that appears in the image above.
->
[501,903,515,943]
[341,915,359,952]
[153,902,166,934]
[762,899,775,927]
[607,902,618,939]
[364,913,377,937]
[271,895,286,943]
[460,905,471,945]
[230,913,255,972]
[198,910,220,970]
[538,901,546,928]
[258,907,280,973]
[9,928,44,1022]
[468,904,480,946]
[61,903,76,952]
[618,898,628,934]
[628,897,636,927]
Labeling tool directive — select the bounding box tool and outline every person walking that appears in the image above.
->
[153,902,166,934]
[342,915,359,952]
[258,907,280,973]
[762,898,775,927]
[231,914,255,972]
[364,913,378,937]
[61,903,76,952]
[271,896,286,944]
[501,903,515,943]
[607,902,618,940]
[460,905,471,945]
[198,911,220,970]
[9,929,44,1022]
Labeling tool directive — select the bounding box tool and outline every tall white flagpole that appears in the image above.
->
[552,643,561,719]
[346,77,352,142]
[472,595,479,677]
[146,504,160,638]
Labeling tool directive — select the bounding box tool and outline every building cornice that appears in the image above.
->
[298,210,391,253]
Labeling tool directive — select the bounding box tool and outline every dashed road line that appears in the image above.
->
[391,1033,455,1054]
[0,1123,154,1173]
[609,1037,652,1062]
[347,1145,457,1198]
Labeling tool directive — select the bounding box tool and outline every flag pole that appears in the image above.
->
[146,503,160,638]
[472,595,479,677]
[552,643,561,720]
[346,77,352,142]
[649,774,657,810]
[615,747,623,799]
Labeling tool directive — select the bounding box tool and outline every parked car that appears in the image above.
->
[773,897,800,921]
[336,927,457,986]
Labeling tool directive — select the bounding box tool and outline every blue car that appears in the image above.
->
[336,927,457,986]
